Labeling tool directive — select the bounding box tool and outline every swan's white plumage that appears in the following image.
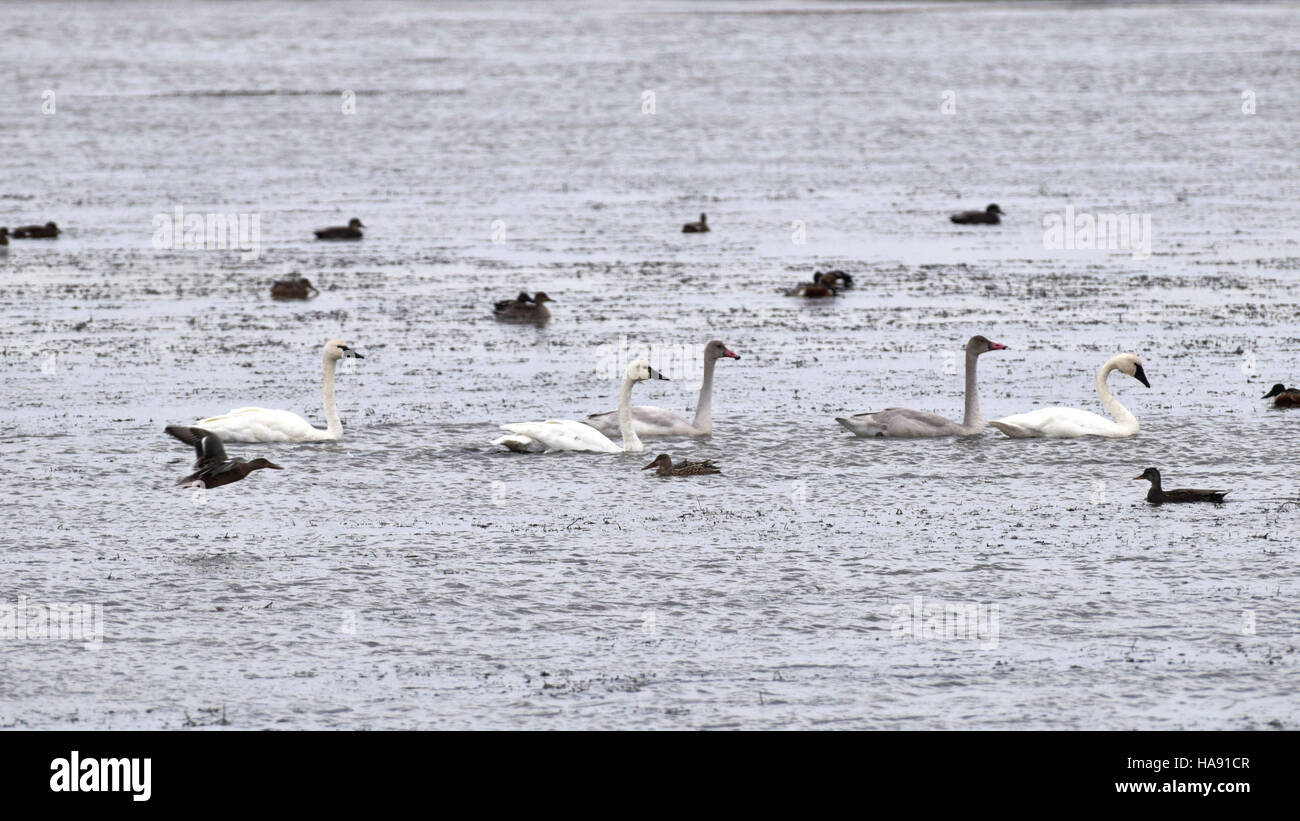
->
[195,339,362,444]
[989,352,1149,439]
[496,360,665,454]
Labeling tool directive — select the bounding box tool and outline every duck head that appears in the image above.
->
[642,454,672,471]
[1263,383,1290,399]
[531,292,553,304]
[986,204,1005,216]
[1133,467,1160,483]
[348,218,365,229]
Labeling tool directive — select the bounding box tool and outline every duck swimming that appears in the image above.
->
[816,270,853,289]
[493,291,552,322]
[1133,468,1228,505]
[642,453,721,476]
[790,279,840,298]
[165,426,283,488]
[682,213,709,233]
[271,276,320,300]
[0,227,7,246]
[950,204,1004,225]
[1262,383,1300,408]
[314,218,364,240]
[11,221,60,238]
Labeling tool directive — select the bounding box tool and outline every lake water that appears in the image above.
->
[2,0,1298,729]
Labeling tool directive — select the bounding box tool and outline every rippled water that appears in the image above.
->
[2,0,1298,730]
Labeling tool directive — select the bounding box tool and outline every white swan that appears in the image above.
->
[584,340,740,437]
[835,335,1006,437]
[989,352,1150,438]
[494,360,667,453]
[194,339,363,443]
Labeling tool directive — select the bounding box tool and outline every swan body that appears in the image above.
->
[989,353,1150,439]
[586,340,739,437]
[194,340,363,443]
[836,335,1005,437]
[495,360,667,453]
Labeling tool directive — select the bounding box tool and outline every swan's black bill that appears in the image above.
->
[1133,364,1150,387]
[649,367,669,380]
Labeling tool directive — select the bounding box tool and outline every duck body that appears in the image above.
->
[314,218,364,240]
[950,204,1004,225]
[493,291,552,323]
[792,281,839,298]
[271,276,319,300]
[11,221,60,238]
[1263,383,1300,408]
[1134,468,1227,504]
[165,426,282,488]
[642,454,720,476]
[0,227,8,246]
[682,213,709,233]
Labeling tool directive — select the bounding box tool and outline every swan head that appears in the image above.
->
[1263,383,1289,399]
[642,454,672,471]
[247,458,283,472]
[705,340,740,362]
[531,292,553,304]
[625,359,668,383]
[1133,467,1160,484]
[986,204,1005,215]
[966,335,1007,355]
[1113,353,1150,387]
[323,340,364,361]
[348,218,365,229]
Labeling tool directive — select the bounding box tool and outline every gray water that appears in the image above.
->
[2,0,1298,730]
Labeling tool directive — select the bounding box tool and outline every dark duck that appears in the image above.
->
[1133,468,1228,505]
[165,426,283,489]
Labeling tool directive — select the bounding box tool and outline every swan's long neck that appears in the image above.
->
[691,355,718,433]
[322,356,342,439]
[1097,358,1137,431]
[961,349,982,429]
[617,375,643,452]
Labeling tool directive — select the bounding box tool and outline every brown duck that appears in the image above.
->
[950,204,1005,225]
[682,213,709,233]
[1133,468,1228,505]
[493,291,552,322]
[642,453,721,477]
[11,221,60,238]
[790,277,840,298]
[1262,383,1300,408]
[314,218,364,240]
[816,270,853,289]
[166,426,283,488]
[0,227,7,246]
[271,276,320,300]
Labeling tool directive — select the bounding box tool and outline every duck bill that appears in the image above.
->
[1132,475,1145,481]
[641,460,659,470]
[266,462,284,470]
[1133,364,1150,387]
